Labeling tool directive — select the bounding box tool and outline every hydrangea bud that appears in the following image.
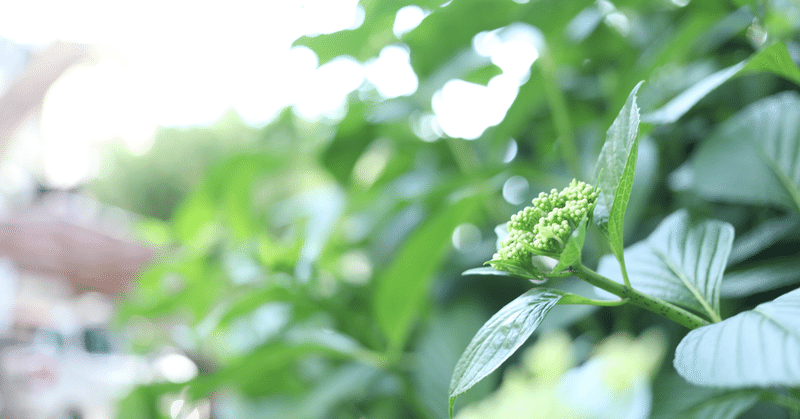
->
[491,179,599,273]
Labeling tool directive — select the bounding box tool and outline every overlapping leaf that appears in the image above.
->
[597,210,734,321]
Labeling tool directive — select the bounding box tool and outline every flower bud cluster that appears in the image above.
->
[492,179,599,270]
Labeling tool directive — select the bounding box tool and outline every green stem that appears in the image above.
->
[538,45,581,179]
[762,390,800,413]
[551,289,628,307]
[617,254,632,288]
[573,263,710,329]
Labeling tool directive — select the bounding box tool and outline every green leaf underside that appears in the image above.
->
[448,289,561,406]
[597,210,733,321]
[462,266,522,278]
[674,287,800,387]
[643,42,800,124]
[722,258,800,298]
[593,81,643,261]
[689,91,800,213]
[553,216,588,272]
[375,197,482,354]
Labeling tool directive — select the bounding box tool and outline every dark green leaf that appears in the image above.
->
[404,0,520,79]
[322,102,376,185]
[722,258,800,298]
[448,289,561,408]
[675,287,800,387]
[652,373,759,419]
[375,196,482,353]
[728,215,800,264]
[597,210,734,322]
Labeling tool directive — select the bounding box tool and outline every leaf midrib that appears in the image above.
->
[651,246,719,322]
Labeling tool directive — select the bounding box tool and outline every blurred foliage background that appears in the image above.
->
[96,0,800,417]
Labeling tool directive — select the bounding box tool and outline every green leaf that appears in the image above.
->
[674,287,800,387]
[593,81,643,261]
[448,289,561,411]
[728,215,800,264]
[641,62,745,125]
[293,0,443,65]
[643,42,800,124]
[652,373,759,419]
[722,258,800,298]
[375,196,482,354]
[413,302,497,419]
[322,102,376,185]
[463,64,503,86]
[552,216,588,272]
[687,91,800,213]
[669,392,759,419]
[597,210,734,322]
[404,0,520,79]
[740,42,800,86]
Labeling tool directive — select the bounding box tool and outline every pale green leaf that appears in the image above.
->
[449,289,561,407]
[688,92,800,213]
[674,287,800,387]
[597,210,734,321]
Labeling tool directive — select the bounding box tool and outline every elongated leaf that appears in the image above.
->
[597,210,734,321]
[642,62,744,124]
[643,42,800,124]
[375,196,481,353]
[593,82,643,261]
[674,287,800,387]
[740,41,800,86]
[722,258,800,298]
[688,92,800,213]
[449,289,561,409]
